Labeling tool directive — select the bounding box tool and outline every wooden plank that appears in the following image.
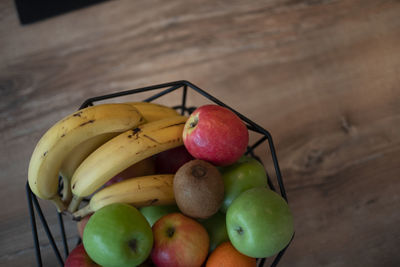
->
[1,0,399,266]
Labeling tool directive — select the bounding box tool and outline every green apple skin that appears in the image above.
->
[83,203,153,267]
[226,187,294,258]
[140,205,179,227]
[200,211,229,252]
[220,156,269,213]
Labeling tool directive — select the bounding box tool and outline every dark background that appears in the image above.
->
[14,0,110,24]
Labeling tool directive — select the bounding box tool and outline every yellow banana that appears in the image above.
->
[73,174,175,219]
[68,115,187,211]
[59,102,178,203]
[59,132,119,203]
[28,104,143,211]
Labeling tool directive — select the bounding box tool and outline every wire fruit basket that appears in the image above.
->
[26,80,294,267]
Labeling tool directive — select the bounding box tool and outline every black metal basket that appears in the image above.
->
[26,80,294,267]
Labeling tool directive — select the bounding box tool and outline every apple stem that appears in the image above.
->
[167,227,175,237]
[235,226,244,235]
[128,239,137,252]
[189,117,198,128]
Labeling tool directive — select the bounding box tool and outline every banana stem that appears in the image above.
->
[51,196,67,212]
[68,195,83,213]
[60,175,72,204]
[72,204,93,221]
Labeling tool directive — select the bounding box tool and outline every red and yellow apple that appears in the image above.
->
[77,213,93,239]
[151,213,209,267]
[64,244,99,267]
[183,105,249,166]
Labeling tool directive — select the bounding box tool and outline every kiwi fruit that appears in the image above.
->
[173,159,224,219]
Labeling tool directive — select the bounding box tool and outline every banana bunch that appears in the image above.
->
[28,101,186,213]
[68,115,187,212]
[58,102,180,205]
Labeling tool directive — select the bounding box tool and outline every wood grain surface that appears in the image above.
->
[1,0,400,266]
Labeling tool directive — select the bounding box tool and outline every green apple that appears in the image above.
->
[200,211,229,252]
[226,187,294,258]
[83,203,153,267]
[139,205,179,226]
[219,156,269,213]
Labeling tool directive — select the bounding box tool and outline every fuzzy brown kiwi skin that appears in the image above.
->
[173,159,224,219]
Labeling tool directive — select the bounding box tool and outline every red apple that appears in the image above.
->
[65,244,99,267]
[105,157,155,186]
[183,105,249,166]
[154,146,194,174]
[77,213,93,239]
[151,213,209,267]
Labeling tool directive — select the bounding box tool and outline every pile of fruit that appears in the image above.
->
[28,102,294,267]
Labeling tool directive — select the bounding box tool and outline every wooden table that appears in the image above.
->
[1,0,399,266]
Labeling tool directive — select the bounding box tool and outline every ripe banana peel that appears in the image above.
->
[73,174,175,219]
[28,103,143,211]
[59,132,119,203]
[68,115,187,212]
[127,102,179,121]
[59,102,178,204]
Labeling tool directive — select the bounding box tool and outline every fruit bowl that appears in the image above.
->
[26,80,294,266]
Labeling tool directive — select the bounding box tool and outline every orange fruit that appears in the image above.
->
[206,241,257,267]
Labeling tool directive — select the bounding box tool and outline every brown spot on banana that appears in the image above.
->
[143,134,161,144]
[130,128,141,139]
[160,122,186,129]
[79,120,95,127]
[132,128,141,134]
